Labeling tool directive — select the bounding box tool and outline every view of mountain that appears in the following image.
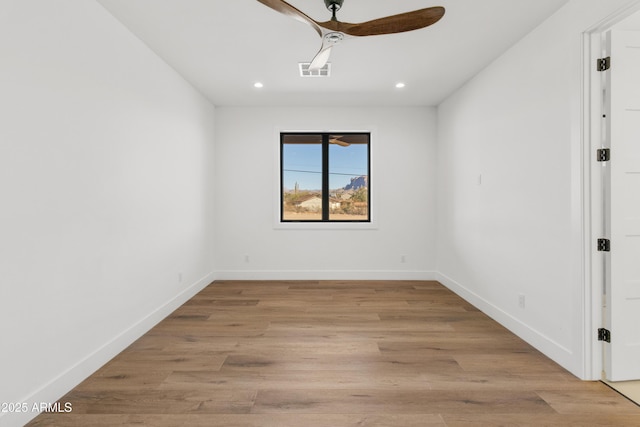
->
[344,176,368,191]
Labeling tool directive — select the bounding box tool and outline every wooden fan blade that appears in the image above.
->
[330,137,350,147]
[318,6,445,37]
[309,45,332,71]
[331,140,351,147]
[256,0,322,36]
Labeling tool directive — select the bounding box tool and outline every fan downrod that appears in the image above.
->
[324,0,344,20]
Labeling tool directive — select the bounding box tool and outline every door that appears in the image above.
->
[604,30,640,381]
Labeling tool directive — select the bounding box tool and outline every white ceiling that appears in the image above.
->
[97,0,569,107]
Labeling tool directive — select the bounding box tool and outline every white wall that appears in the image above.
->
[436,0,634,379]
[214,107,437,280]
[0,1,216,425]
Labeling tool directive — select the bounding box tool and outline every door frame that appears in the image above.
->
[583,1,640,381]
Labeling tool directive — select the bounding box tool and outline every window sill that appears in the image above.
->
[274,221,378,230]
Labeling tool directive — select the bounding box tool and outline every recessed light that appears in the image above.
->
[395,82,406,89]
[254,82,264,88]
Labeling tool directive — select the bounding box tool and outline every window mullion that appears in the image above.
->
[322,134,329,221]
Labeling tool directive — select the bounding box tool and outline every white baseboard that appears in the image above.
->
[214,270,437,281]
[435,272,579,377]
[6,271,215,427]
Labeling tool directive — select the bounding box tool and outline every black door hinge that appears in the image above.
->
[597,148,610,162]
[597,239,611,252]
[598,328,611,343]
[597,57,611,72]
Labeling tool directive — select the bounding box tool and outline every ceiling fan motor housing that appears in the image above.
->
[324,32,344,45]
[324,0,344,12]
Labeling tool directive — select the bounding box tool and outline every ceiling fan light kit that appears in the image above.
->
[257,0,445,71]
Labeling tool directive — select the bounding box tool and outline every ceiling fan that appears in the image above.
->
[256,0,445,70]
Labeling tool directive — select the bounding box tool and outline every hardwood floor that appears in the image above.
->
[28,280,640,426]
[604,380,640,406]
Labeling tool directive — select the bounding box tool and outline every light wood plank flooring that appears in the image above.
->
[604,380,640,406]
[28,280,640,426]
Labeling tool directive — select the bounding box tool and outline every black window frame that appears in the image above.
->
[280,131,371,223]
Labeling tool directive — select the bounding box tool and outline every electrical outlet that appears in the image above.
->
[244,255,250,263]
[178,272,183,283]
[518,294,525,309]
[400,255,406,263]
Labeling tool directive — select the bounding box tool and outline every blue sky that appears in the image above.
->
[283,143,368,191]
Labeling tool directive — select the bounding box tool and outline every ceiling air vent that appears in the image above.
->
[299,62,331,77]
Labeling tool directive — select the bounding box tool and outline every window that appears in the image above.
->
[281,132,370,222]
